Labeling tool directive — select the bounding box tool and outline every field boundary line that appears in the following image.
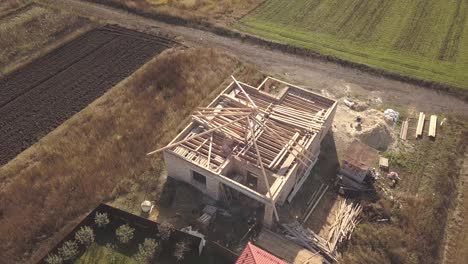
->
[0,2,35,20]
[79,0,468,101]
[0,21,95,77]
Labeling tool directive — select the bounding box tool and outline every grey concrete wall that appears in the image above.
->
[163,150,220,200]
[222,158,276,195]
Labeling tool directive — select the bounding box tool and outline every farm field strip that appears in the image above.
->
[0,26,174,165]
[236,0,468,88]
[0,2,91,74]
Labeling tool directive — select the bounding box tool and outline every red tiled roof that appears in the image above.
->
[236,242,288,264]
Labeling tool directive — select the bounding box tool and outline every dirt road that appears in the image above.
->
[39,0,468,115]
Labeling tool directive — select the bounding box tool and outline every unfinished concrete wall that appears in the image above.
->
[320,102,337,141]
[163,150,220,200]
[223,158,277,195]
[263,204,275,227]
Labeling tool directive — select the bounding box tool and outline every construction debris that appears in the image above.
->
[416,112,425,138]
[440,117,447,126]
[429,115,437,138]
[343,99,355,109]
[379,157,389,171]
[399,119,409,140]
[387,171,400,188]
[327,200,362,251]
[384,109,400,123]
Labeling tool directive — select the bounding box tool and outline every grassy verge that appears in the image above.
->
[236,0,468,89]
[0,47,260,263]
[342,117,468,263]
[88,0,264,25]
[75,244,136,264]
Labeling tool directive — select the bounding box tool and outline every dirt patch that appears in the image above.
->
[0,25,175,165]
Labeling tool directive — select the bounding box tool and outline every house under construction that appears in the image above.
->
[148,77,337,226]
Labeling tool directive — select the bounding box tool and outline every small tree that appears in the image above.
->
[95,212,110,228]
[174,240,190,262]
[58,240,78,261]
[75,226,95,247]
[116,224,135,244]
[158,222,174,240]
[134,238,159,263]
[45,254,63,264]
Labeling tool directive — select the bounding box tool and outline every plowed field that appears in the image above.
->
[0,25,174,165]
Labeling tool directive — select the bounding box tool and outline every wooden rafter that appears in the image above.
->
[147,116,247,155]
[207,132,213,169]
[232,76,258,109]
[248,116,280,222]
[253,119,312,167]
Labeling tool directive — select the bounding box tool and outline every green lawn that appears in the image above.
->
[74,244,136,264]
[236,0,468,88]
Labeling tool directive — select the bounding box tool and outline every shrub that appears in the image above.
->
[174,240,190,262]
[58,240,78,261]
[94,212,110,228]
[134,238,159,263]
[75,226,95,247]
[158,222,174,240]
[116,224,135,244]
[45,253,63,264]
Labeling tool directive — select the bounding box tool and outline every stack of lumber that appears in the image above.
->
[302,184,329,224]
[415,112,425,138]
[399,119,409,140]
[282,221,336,262]
[327,200,362,251]
[429,115,437,138]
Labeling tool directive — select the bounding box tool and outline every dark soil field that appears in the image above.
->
[0,25,175,165]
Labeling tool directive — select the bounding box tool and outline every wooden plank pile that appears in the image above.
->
[416,112,425,138]
[399,119,409,140]
[429,115,437,138]
[282,221,336,262]
[327,199,362,251]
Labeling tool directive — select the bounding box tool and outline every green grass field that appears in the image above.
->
[74,244,136,264]
[236,0,468,88]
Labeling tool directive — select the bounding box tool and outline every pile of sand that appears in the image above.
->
[358,121,393,150]
[333,107,395,151]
